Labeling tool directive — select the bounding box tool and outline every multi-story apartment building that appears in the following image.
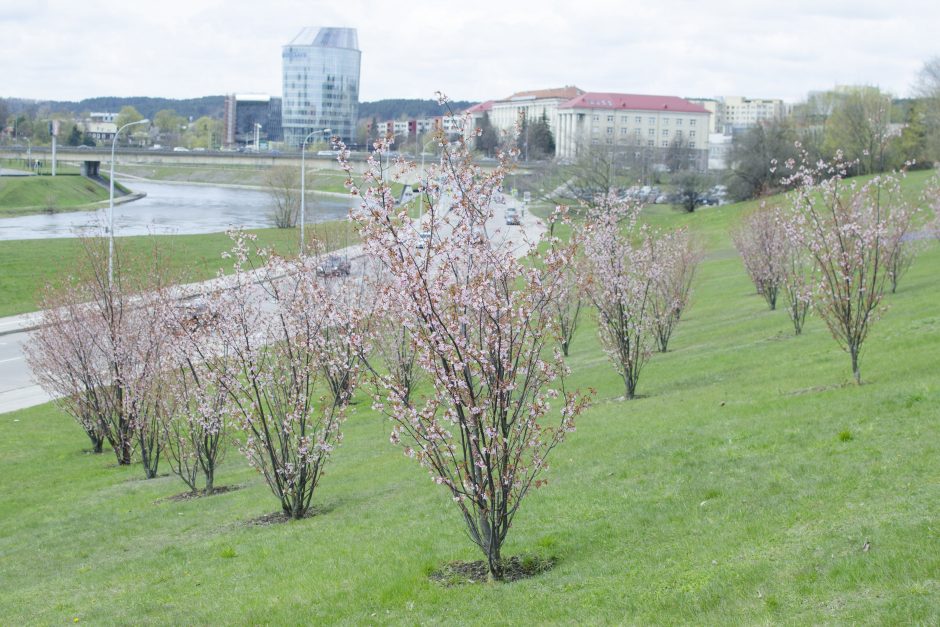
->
[282,27,361,147]
[555,92,711,170]
[720,96,787,131]
[689,96,789,134]
[372,115,464,145]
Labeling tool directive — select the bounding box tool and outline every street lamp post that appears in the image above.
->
[108,119,149,288]
[299,128,331,255]
[418,138,438,221]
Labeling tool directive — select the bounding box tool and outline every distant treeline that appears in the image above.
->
[358,99,477,121]
[4,96,225,121]
[3,96,478,123]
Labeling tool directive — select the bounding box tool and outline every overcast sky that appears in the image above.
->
[2,0,937,104]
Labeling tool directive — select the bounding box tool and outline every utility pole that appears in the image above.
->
[51,120,59,176]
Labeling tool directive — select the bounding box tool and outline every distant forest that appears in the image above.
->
[358,99,477,121]
[5,96,225,120]
[4,96,477,122]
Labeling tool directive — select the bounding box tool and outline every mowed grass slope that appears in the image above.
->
[0,175,109,216]
[0,172,938,624]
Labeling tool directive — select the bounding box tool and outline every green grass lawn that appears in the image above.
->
[1,173,938,623]
[116,163,395,195]
[0,175,110,216]
[0,222,358,318]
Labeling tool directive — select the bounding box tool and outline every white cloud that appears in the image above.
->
[1,0,937,103]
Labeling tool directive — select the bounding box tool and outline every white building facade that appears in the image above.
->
[555,92,711,169]
[487,86,584,138]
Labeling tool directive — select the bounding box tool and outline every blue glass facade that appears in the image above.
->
[282,27,361,147]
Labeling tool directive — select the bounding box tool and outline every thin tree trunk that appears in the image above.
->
[851,346,861,384]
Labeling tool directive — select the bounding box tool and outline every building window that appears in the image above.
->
[606,138,613,144]
[689,130,696,138]
[634,129,641,138]
[676,118,683,126]
[647,140,654,147]
[689,141,696,148]
[648,128,655,136]
[607,115,614,122]
[690,119,696,126]
[621,116,628,123]
[592,114,599,121]
[675,130,682,139]
[635,116,642,123]
[621,127,628,135]
[663,118,669,125]
[648,116,655,124]
[662,141,668,147]
[607,127,613,135]
[662,129,669,136]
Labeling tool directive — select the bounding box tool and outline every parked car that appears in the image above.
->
[173,146,189,152]
[316,254,351,277]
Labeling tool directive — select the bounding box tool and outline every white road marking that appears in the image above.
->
[0,356,24,363]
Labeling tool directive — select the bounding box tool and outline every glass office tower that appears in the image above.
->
[282,27,361,147]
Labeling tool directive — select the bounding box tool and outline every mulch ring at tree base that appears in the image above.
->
[247,509,322,527]
[158,485,241,503]
[429,555,555,586]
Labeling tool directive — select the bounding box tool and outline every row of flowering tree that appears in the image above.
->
[732,154,920,383]
[26,238,170,476]
[340,108,591,581]
[26,229,365,517]
[733,204,814,334]
[579,195,700,399]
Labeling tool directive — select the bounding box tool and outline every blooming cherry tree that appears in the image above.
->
[186,232,363,519]
[26,234,171,476]
[582,198,664,399]
[161,303,232,494]
[339,109,589,581]
[786,155,915,383]
[732,204,788,310]
[648,228,700,352]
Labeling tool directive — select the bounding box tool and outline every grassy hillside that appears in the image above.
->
[117,164,355,193]
[0,172,938,624]
[0,174,110,216]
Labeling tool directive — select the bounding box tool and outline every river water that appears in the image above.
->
[0,179,356,241]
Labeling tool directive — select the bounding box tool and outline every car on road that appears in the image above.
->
[173,299,216,331]
[505,209,520,225]
[417,230,433,249]
[316,254,351,277]
[173,146,190,152]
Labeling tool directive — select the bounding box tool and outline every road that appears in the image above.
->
[0,194,543,415]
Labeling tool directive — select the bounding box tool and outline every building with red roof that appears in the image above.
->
[555,92,711,169]
[487,86,584,145]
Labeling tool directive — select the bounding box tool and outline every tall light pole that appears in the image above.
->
[418,138,438,221]
[254,123,261,152]
[108,119,149,288]
[299,128,331,255]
